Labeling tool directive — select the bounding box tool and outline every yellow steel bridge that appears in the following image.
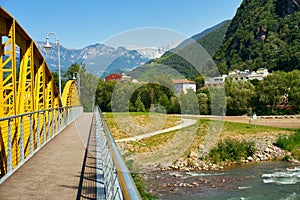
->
[0,7,141,199]
[0,7,80,178]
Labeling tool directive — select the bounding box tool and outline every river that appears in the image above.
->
[143,161,300,200]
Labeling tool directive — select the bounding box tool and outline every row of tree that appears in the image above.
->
[95,70,300,116]
[225,70,300,115]
[56,63,300,116]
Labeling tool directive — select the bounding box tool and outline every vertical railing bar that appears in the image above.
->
[43,111,46,145]
[47,110,50,141]
[20,116,24,162]
[52,109,55,138]
[7,119,12,173]
[29,114,33,154]
[37,112,40,148]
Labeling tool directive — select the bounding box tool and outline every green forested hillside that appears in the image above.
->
[214,0,300,74]
[197,20,231,56]
[130,20,231,80]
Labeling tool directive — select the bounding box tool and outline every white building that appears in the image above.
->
[173,79,196,94]
[205,76,226,86]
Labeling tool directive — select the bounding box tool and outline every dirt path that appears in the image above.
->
[223,116,300,129]
[116,118,197,142]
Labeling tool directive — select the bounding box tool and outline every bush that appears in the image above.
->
[276,130,300,161]
[209,139,256,164]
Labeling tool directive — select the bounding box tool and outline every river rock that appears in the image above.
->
[247,156,254,161]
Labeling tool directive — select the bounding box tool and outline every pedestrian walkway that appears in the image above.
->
[0,113,93,200]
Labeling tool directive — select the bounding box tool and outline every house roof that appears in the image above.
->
[172,79,196,84]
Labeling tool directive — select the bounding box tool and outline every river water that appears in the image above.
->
[143,162,300,200]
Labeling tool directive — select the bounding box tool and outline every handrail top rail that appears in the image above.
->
[0,106,82,121]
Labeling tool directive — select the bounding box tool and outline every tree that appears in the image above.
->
[225,79,256,115]
[135,94,145,112]
[257,71,287,113]
[197,93,209,114]
[95,80,116,112]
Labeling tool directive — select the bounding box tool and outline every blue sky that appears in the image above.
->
[1,0,243,49]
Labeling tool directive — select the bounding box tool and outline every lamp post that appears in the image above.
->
[73,72,80,97]
[44,32,61,97]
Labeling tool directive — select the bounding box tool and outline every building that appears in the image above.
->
[227,68,269,81]
[205,76,226,87]
[173,79,196,94]
[205,68,270,86]
[105,73,122,81]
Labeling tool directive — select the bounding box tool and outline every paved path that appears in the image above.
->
[116,118,197,142]
[0,113,93,200]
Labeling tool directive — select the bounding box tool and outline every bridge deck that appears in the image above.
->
[0,113,94,200]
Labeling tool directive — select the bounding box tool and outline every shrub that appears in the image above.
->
[276,130,300,161]
[209,139,256,164]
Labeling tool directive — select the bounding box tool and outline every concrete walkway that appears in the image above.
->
[0,113,93,200]
[116,118,197,142]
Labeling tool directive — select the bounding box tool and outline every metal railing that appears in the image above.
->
[94,106,141,200]
[0,106,83,184]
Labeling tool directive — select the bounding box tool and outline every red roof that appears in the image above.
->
[105,73,122,81]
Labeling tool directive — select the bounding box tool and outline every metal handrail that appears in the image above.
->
[0,106,83,184]
[94,106,141,200]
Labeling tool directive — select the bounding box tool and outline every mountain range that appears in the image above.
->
[129,20,231,81]
[37,21,225,79]
[37,42,174,78]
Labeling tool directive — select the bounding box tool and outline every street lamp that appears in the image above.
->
[73,72,80,97]
[44,32,61,97]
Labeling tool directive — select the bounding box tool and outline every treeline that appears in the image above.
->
[95,70,300,116]
[52,63,98,112]
[225,70,300,115]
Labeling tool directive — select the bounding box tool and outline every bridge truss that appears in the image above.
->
[0,7,81,180]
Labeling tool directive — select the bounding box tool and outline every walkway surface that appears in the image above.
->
[0,113,93,200]
[116,118,197,142]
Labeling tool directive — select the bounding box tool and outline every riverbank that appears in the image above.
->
[162,136,299,172]
[143,161,300,199]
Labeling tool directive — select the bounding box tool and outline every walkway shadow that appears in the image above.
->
[76,116,100,200]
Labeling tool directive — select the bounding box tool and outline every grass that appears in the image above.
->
[275,130,300,161]
[104,112,181,140]
[127,130,178,153]
[105,113,296,167]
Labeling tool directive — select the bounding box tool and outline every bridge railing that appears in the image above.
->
[95,106,141,200]
[0,106,83,183]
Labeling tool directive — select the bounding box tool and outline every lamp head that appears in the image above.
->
[44,37,53,52]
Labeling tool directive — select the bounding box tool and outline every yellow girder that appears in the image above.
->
[62,80,80,107]
[0,7,81,176]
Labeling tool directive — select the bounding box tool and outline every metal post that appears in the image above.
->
[20,116,24,162]
[52,109,55,138]
[30,114,33,154]
[57,39,61,97]
[44,32,61,97]
[7,119,12,173]
[43,111,46,145]
[48,110,50,140]
[37,112,40,148]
